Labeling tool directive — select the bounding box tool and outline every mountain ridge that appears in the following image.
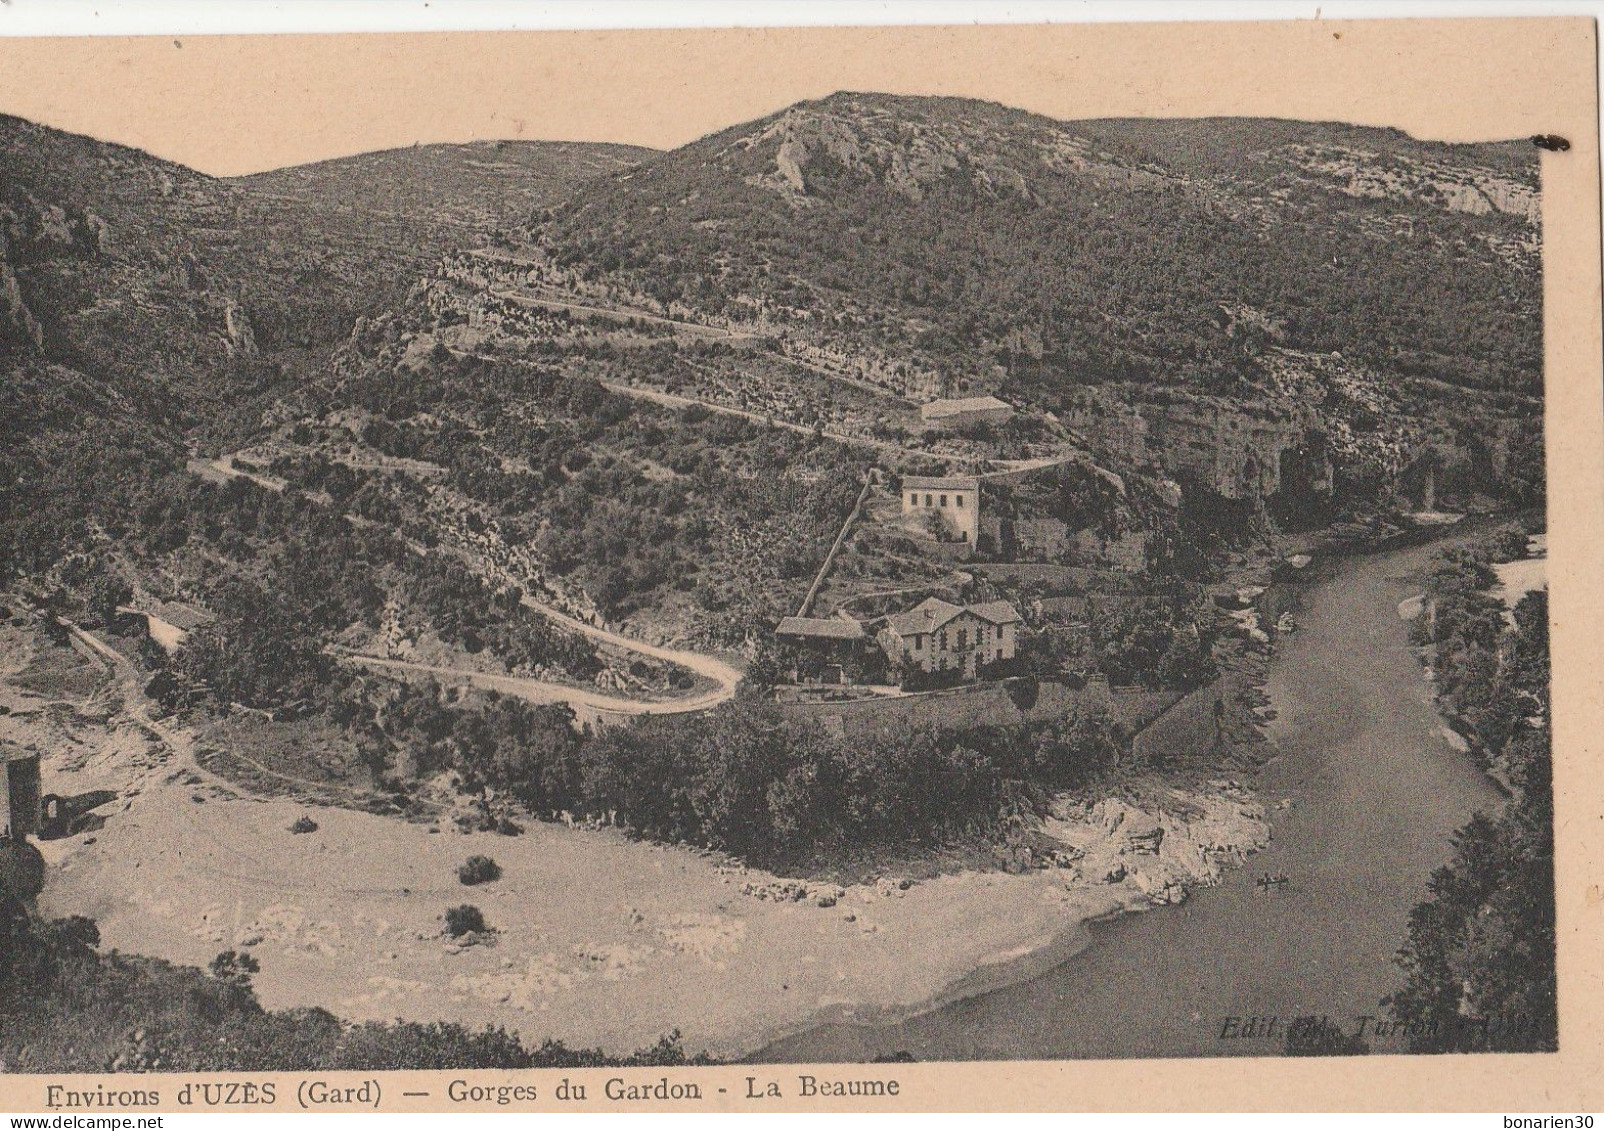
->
[500,92,1538,434]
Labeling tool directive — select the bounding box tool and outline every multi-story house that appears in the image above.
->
[877,596,1022,682]
[901,475,980,544]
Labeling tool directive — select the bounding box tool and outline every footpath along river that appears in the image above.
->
[758,532,1507,1061]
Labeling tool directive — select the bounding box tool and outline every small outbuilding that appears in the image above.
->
[119,600,216,654]
[774,615,880,685]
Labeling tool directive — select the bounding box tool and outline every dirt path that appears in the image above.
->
[184,456,286,493]
[333,648,735,722]
[597,381,970,465]
[57,619,230,789]
[190,445,744,720]
[57,618,383,807]
[332,580,747,721]
[491,288,765,342]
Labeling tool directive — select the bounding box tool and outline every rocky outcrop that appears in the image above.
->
[736,99,1076,205]
[1286,144,1541,225]
[773,136,810,195]
[1045,785,1270,906]
[83,211,114,255]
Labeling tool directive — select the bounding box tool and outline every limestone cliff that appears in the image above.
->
[1284,143,1541,223]
[1065,394,1333,506]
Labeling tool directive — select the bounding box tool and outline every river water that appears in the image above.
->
[758,535,1505,1062]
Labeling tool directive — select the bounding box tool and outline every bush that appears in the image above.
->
[457,855,502,886]
[289,816,318,834]
[444,904,487,937]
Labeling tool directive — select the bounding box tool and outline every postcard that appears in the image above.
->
[0,14,1599,1113]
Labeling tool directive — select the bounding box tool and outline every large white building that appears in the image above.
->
[901,475,980,545]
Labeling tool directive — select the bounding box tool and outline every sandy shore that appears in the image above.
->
[3,617,1267,1059]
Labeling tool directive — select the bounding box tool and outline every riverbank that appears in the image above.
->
[760,524,1506,1062]
[4,608,1269,1060]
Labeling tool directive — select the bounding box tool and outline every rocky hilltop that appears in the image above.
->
[541,94,1538,393]
[2,97,1546,631]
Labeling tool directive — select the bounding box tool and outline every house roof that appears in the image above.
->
[883,598,966,637]
[920,396,1013,420]
[776,615,865,641]
[967,600,1024,626]
[883,596,1022,638]
[901,475,980,492]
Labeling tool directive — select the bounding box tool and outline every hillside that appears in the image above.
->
[535,93,1541,402]
[0,94,1557,1065]
[0,116,652,578]
[0,115,683,769]
[234,139,655,235]
[377,94,1541,564]
[2,94,1549,801]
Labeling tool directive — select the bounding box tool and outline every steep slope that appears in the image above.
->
[430,92,1536,521]
[2,113,236,576]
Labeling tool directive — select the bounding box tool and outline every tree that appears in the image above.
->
[1387,547,1554,1053]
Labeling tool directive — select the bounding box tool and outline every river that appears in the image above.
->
[757,533,1506,1062]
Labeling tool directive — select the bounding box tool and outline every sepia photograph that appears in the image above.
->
[0,8,1599,1115]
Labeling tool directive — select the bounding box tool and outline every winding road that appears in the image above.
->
[189,447,744,722]
[337,589,743,722]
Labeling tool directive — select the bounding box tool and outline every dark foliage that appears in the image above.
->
[458,855,503,886]
[444,905,488,937]
[381,686,1125,868]
[543,96,1539,400]
[1386,538,1554,1052]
